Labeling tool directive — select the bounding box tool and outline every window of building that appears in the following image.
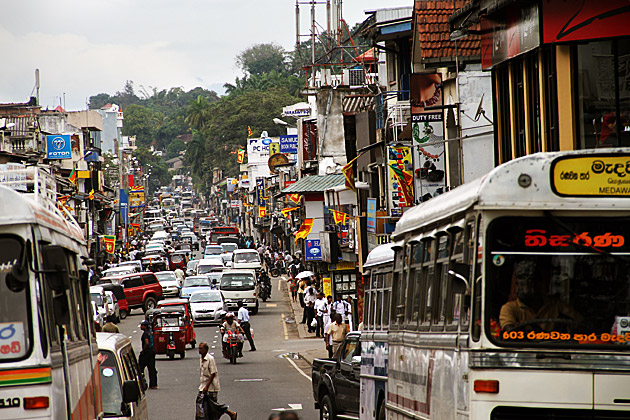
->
[576,39,630,149]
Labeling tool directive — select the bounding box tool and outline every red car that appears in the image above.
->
[111,272,164,312]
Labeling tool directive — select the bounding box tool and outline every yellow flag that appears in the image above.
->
[88,189,95,200]
[248,126,253,136]
[331,209,348,225]
[294,218,314,243]
[258,206,267,217]
[288,194,301,204]
[281,206,300,217]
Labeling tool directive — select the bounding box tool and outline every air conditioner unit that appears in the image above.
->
[342,69,365,87]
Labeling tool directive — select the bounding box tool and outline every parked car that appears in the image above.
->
[155,271,181,297]
[90,285,109,324]
[180,276,213,299]
[104,290,121,323]
[189,290,225,326]
[312,332,361,420]
[96,333,148,419]
[117,272,164,312]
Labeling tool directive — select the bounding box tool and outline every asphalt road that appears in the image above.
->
[117,270,319,420]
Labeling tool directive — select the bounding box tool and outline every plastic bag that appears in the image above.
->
[311,318,318,328]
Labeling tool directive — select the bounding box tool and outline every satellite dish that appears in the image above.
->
[474,94,485,122]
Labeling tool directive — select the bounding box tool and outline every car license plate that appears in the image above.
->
[162,327,179,332]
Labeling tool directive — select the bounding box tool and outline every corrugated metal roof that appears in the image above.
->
[281,174,345,194]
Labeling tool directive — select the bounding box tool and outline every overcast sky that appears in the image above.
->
[1,0,411,111]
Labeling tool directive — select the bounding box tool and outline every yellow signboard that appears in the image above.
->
[269,142,280,155]
[77,170,91,179]
[552,155,630,197]
[322,277,331,298]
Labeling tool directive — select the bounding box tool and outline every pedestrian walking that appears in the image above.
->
[313,292,327,338]
[323,313,334,358]
[304,282,317,333]
[297,278,306,308]
[325,314,348,357]
[138,320,158,389]
[289,277,298,302]
[197,342,238,420]
[237,302,256,351]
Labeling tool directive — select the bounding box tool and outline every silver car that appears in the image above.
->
[189,290,225,326]
[155,271,181,297]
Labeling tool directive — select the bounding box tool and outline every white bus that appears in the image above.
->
[0,168,101,419]
[386,149,630,420]
[361,243,394,420]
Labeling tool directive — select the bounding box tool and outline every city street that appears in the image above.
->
[116,274,321,420]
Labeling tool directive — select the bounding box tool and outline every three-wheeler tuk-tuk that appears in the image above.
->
[152,309,187,359]
[157,299,196,349]
[141,255,168,272]
[169,250,188,271]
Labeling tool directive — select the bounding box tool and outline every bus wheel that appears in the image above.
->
[320,395,335,420]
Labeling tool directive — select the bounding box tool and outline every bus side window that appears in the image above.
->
[391,249,405,329]
[421,238,435,326]
[471,215,482,341]
[383,272,392,329]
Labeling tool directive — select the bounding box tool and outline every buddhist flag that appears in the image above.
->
[68,169,77,185]
[88,189,95,200]
[294,218,314,243]
[389,164,414,206]
[281,206,300,217]
[237,148,245,163]
[248,126,253,137]
[341,155,360,192]
[288,194,301,204]
[331,209,348,225]
[102,235,116,254]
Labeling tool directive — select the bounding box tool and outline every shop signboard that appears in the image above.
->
[280,135,298,154]
[305,239,322,261]
[46,135,72,159]
[411,113,446,202]
[387,146,413,217]
[367,198,376,233]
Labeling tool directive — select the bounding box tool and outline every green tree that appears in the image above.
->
[121,104,156,147]
[236,43,288,76]
[185,95,211,131]
[185,135,206,176]
[165,138,186,160]
[88,93,112,110]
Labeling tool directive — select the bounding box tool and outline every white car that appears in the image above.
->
[90,286,108,326]
[116,260,142,272]
[232,249,262,271]
[197,258,224,275]
[189,290,225,326]
[102,266,135,278]
[155,271,181,297]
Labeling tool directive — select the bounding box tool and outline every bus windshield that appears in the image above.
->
[487,216,630,349]
[0,236,29,361]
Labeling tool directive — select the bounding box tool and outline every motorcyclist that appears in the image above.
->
[258,270,272,299]
[220,312,245,358]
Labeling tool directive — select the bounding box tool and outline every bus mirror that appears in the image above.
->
[122,380,140,403]
[42,245,70,291]
[448,263,470,295]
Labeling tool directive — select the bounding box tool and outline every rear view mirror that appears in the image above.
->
[42,245,70,291]
[122,380,140,403]
[351,355,361,367]
[448,262,470,295]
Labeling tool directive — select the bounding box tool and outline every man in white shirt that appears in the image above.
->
[332,295,348,322]
[313,292,328,338]
[173,267,184,287]
[198,342,237,420]
[304,282,317,333]
[237,302,256,352]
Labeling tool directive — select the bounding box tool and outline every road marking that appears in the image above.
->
[283,354,311,382]
[277,279,281,291]
[266,303,277,307]
[133,330,137,333]
[281,313,288,340]
[211,345,216,349]
[234,378,265,382]
[128,336,133,339]
[272,404,303,411]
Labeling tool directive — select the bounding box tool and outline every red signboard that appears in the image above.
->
[284,180,296,189]
[542,0,630,43]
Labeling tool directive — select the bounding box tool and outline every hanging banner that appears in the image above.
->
[387,146,413,216]
[281,206,300,217]
[256,178,265,206]
[294,218,314,243]
[331,209,349,225]
[367,198,377,233]
[102,235,116,254]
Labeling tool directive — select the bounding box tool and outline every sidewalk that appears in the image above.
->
[280,275,327,366]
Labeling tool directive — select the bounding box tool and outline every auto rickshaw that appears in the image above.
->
[152,309,187,359]
[158,299,196,349]
[169,250,188,271]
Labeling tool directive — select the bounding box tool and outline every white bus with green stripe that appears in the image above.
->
[0,168,101,419]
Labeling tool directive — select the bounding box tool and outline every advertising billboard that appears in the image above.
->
[46,135,72,159]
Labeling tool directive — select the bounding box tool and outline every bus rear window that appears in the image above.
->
[487,216,630,350]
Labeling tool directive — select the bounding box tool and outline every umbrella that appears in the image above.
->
[296,271,314,279]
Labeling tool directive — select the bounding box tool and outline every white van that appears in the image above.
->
[231,249,262,272]
[97,332,149,419]
[197,258,225,274]
[220,269,259,314]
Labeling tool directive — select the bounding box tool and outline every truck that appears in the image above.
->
[312,331,361,420]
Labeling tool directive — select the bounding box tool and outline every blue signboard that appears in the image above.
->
[367,198,377,233]
[280,135,298,154]
[84,149,100,162]
[46,135,72,159]
[256,178,265,206]
[305,239,322,261]
[119,189,129,224]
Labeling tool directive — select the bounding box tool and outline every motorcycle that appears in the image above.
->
[224,330,241,364]
[271,260,286,277]
[259,280,272,302]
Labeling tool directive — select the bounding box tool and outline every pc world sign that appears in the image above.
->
[46,135,72,159]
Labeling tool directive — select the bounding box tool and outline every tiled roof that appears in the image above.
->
[415,0,480,60]
[281,174,346,194]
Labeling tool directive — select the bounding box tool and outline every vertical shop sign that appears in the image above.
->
[387,146,413,217]
[367,198,376,233]
[411,113,446,202]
